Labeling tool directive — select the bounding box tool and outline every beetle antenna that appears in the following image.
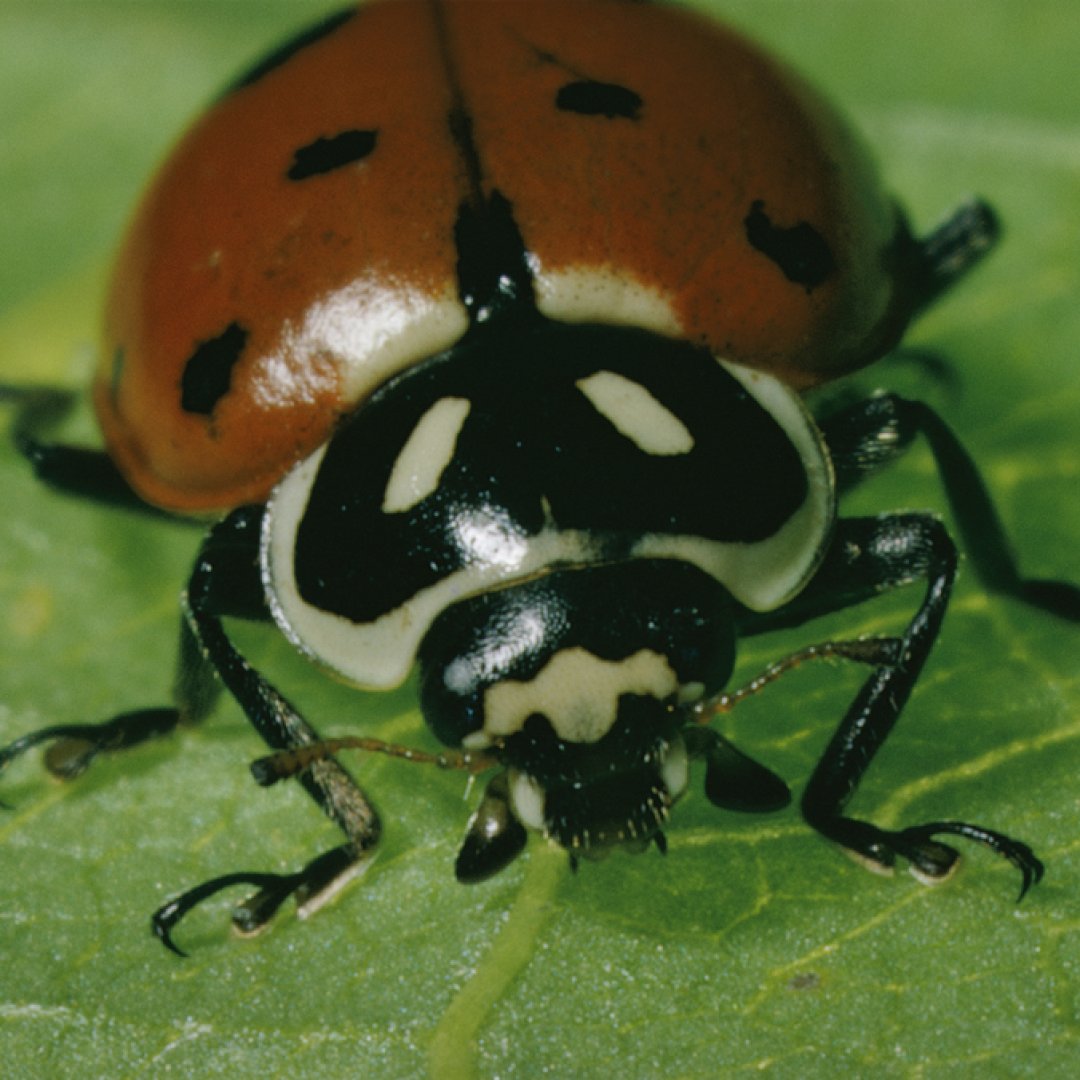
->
[691,637,902,722]
[250,738,498,786]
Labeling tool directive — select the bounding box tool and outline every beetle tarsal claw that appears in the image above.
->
[888,821,1045,901]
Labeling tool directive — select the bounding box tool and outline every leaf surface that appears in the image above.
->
[1,2,1078,1076]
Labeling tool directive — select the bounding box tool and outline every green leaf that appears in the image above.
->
[2,2,1078,1076]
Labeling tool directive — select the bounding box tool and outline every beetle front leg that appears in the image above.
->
[152,540,382,955]
[748,515,1044,896]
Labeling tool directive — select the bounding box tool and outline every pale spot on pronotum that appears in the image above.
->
[576,370,694,455]
[382,396,471,513]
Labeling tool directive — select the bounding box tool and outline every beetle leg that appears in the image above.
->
[1,384,151,512]
[745,514,1044,895]
[0,708,182,786]
[0,508,268,783]
[910,199,999,313]
[683,727,791,814]
[682,638,902,816]
[0,579,218,786]
[157,529,382,951]
[821,392,1080,621]
[159,611,381,949]
[0,497,379,945]
[151,845,359,957]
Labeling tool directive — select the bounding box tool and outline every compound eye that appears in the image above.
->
[454,772,528,883]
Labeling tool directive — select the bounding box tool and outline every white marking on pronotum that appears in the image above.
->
[262,358,832,690]
[483,647,679,744]
[264,454,599,689]
[637,358,834,613]
[576,370,694,456]
[382,396,471,513]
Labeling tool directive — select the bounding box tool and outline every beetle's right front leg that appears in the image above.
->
[152,512,382,955]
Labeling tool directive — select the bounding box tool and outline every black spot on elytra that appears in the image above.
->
[556,80,643,120]
[223,9,356,96]
[181,322,249,416]
[743,200,836,292]
[287,129,378,180]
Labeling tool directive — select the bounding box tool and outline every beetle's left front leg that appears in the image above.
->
[152,527,382,955]
[746,514,1044,896]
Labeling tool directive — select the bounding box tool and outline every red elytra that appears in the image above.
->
[97,0,910,513]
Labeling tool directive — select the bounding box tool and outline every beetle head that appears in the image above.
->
[454,699,689,882]
[418,561,736,880]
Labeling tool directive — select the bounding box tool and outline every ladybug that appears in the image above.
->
[3,0,1078,955]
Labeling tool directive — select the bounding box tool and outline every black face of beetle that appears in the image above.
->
[502,699,684,852]
[418,561,737,744]
[419,561,736,859]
